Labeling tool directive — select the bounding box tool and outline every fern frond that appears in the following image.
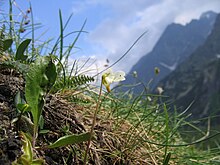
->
[70,75,95,87]
[52,74,95,92]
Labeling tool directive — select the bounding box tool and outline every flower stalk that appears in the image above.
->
[83,82,103,165]
[83,69,125,164]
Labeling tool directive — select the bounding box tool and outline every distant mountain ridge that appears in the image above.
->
[120,11,217,94]
[159,13,220,123]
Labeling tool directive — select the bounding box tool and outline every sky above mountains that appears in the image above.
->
[1,0,220,73]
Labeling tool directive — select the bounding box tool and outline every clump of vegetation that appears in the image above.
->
[0,1,220,165]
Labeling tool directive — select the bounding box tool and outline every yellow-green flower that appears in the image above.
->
[102,68,125,92]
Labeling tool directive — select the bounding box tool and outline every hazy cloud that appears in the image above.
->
[73,0,220,72]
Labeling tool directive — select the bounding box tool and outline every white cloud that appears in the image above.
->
[73,0,220,73]
[174,0,220,24]
[71,0,98,14]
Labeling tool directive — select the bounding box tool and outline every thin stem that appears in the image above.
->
[9,0,13,54]
[32,126,37,148]
[163,103,169,164]
[29,2,35,59]
[83,82,103,165]
[59,9,63,62]
[9,0,13,37]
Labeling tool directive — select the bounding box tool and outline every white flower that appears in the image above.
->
[157,87,164,95]
[102,68,125,92]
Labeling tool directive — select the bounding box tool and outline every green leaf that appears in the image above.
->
[16,103,31,113]
[20,132,33,162]
[39,115,44,130]
[15,39,31,61]
[25,56,57,135]
[45,58,57,91]
[48,132,91,148]
[3,39,13,51]
[31,159,44,165]
[25,57,48,128]
[13,132,44,165]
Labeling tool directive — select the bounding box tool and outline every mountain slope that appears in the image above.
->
[120,11,217,94]
[159,13,220,123]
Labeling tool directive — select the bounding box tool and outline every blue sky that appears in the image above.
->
[1,0,220,73]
